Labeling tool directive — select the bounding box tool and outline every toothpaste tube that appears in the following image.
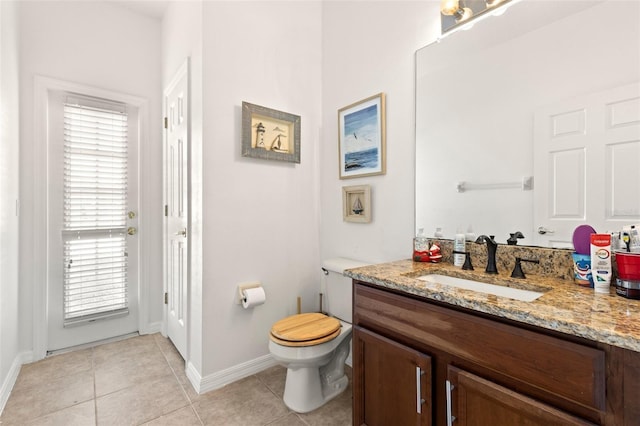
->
[591,234,612,294]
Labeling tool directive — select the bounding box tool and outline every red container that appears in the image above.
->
[615,252,640,280]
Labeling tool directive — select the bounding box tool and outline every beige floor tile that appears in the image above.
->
[0,371,94,424]
[265,413,308,426]
[1,334,354,425]
[142,405,203,425]
[96,374,189,426]
[25,400,96,426]
[94,349,174,396]
[178,376,201,404]
[92,334,159,366]
[153,334,179,356]
[296,382,352,426]
[256,365,286,398]
[193,376,290,426]
[161,345,187,377]
[14,349,93,390]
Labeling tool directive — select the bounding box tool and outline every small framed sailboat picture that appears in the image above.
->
[342,185,371,223]
[242,101,301,163]
[338,93,386,179]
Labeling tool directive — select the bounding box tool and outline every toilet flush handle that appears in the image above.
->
[321,267,329,275]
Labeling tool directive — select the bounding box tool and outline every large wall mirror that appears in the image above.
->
[416,0,640,247]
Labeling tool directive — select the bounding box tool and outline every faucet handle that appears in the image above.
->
[453,250,474,270]
[507,231,525,245]
[510,257,540,279]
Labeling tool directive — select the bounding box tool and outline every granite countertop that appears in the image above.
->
[345,259,640,353]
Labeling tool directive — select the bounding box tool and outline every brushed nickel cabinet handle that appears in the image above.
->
[416,366,425,414]
[446,380,456,425]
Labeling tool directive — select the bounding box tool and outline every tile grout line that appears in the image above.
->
[91,346,98,426]
[154,336,204,425]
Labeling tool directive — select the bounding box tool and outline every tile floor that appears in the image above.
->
[0,334,352,425]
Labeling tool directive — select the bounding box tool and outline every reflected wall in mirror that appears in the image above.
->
[416,0,640,247]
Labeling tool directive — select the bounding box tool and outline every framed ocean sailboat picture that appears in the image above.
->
[338,93,386,179]
[342,185,371,223]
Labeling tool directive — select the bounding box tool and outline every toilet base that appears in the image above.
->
[281,334,351,413]
[282,365,349,413]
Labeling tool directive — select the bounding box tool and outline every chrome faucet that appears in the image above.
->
[475,235,498,274]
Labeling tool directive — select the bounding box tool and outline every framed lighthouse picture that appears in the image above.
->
[338,93,386,179]
[241,101,301,163]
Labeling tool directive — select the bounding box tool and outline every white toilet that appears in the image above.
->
[268,257,368,413]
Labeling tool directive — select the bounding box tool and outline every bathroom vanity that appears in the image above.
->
[347,260,640,426]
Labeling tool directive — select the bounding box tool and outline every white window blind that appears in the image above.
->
[62,95,129,326]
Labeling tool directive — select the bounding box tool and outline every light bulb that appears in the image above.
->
[455,7,474,23]
[441,0,460,16]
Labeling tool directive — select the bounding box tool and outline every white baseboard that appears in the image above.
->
[139,321,162,335]
[186,354,278,395]
[0,351,32,416]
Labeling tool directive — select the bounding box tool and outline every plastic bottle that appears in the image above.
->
[630,226,640,253]
[413,228,430,262]
[454,233,465,267]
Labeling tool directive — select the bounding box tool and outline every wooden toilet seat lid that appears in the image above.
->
[270,313,341,347]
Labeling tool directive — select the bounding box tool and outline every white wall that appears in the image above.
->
[18,1,163,354]
[163,0,438,385]
[199,0,323,377]
[0,0,21,411]
[320,1,440,264]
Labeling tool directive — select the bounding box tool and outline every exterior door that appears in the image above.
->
[164,60,189,359]
[47,90,139,352]
[446,366,594,425]
[353,326,432,426]
[533,82,640,247]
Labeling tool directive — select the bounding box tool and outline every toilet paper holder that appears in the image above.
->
[236,281,262,304]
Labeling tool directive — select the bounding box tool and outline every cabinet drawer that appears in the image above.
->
[354,283,606,412]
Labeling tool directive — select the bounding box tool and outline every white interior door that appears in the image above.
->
[164,60,189,359]
[47,90,139,352]
[533,82,640,247]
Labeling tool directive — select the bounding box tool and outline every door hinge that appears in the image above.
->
[164,117,168,129]
[164,204,168,217]
[164,292,168,305]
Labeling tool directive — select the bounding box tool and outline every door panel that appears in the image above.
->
[607,141,640,219]
[534,82,640,246]
[353,326,432,426]
[164,60,189,359]
[447,366,594,426]
[46,90,139,351]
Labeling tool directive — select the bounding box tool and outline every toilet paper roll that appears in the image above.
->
[242,287,266,309]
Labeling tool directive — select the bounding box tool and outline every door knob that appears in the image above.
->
[537,226,555,235]
[127,227,137,235]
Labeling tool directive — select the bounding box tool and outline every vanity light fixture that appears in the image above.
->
[440,0,474,23]
[440,0,519,37]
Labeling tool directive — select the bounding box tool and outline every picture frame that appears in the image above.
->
[338,93,386,179]
[242,101,301,163]
[342,185,371,223]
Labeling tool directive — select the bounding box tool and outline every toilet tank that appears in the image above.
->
[322,258,370,323]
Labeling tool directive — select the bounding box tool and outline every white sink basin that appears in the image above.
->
[417,274,545,302]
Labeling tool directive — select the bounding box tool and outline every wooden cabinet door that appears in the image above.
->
[446,366,595,426]
[353,326,432,426]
